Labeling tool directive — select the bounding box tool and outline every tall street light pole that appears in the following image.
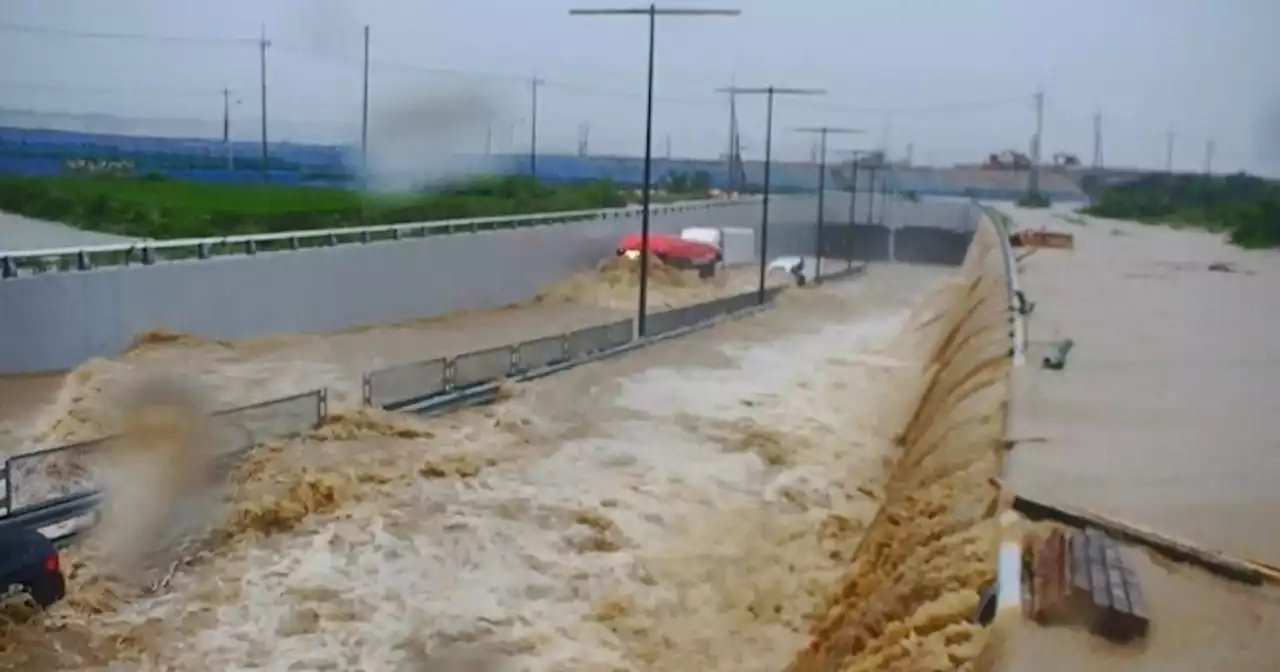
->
[718,86,826,303]
[792,126,862,281]
[570,5,740,337]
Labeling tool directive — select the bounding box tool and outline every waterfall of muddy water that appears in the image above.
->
[0,257,793,509]
[0,263,948,670]
[784,223,1012,671]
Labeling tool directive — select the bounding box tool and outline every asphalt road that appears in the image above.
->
[0,211,136,252]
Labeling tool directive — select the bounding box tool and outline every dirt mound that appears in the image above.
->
[785,222,1011,670]
[537,255,729,310]
[123,328,234,356]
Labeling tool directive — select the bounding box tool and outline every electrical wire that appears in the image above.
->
[0,21,257,46]
[0,81,224,98]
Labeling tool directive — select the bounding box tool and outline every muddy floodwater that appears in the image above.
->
[1001,205,1280,671]
[0,264,946,671]
[0,260,791,458]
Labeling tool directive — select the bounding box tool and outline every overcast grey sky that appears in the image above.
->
[2,0,1277,175]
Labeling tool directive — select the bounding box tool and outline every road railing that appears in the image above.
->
[363,284,790,413]
[0,198,750,278]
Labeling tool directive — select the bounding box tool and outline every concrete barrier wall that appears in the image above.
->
[0,193,975,374]
[0,201,820,374]
[822,196,976,266]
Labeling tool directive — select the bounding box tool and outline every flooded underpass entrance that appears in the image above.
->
[2,263,976,670]
[3,196,1027,670]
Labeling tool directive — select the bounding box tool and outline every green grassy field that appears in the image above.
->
[1084,173,1279,248]
[0,174,627,239]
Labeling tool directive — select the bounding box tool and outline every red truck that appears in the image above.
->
[615,232,720,278]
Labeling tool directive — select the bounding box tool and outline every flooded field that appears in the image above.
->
[1000,204,1280,670]
[0,264,947,671]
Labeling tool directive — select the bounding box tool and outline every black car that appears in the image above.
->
[0,527,66,610]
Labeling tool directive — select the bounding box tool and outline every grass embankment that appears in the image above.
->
[1083,172,1280,248]
[0,174,626,239]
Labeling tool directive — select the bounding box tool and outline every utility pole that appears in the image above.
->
[1092,111,1103,169]
[222,87,234,172]
[718,85,827,304]
[1165,129,1176,174]
[485,118,494,155]
[361,25,370,181]
[1203,137,1215,175]
[529,76,544,179]
[793,126,863,280]
[905,142,913,166]
[259,25,270,183]
[577,121,591,157]
[665,134,671,160]
[726,85,740,190]
[1028,88,1044,200]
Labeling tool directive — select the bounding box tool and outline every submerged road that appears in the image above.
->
[0,264,948,670]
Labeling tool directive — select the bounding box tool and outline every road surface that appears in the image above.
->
[0,263,947,671]
[0,211,136,252]
[999,204,1280,670]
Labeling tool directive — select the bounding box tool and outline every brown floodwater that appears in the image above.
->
[1001,204,1280,671]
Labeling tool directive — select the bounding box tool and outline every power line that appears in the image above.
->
[0,81,225,97]
[0,21,256,46]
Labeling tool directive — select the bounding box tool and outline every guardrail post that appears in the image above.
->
[290,237,301,250]
[141,246,155,265]
[0,256,14,279]
[245,240,257,255]
[392,228,403,240]
[317,388,329,424]
[197,243,211,259]
[327,233,339,246]
[76,251,91,271]
[1,460,11,514]
[360,230,371,244]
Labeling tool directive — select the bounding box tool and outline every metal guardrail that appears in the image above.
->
[974,201,1027,623]
[363,286,794,413]
[0,388,327,546]
[0,198,748,278]
[364,317,635,412]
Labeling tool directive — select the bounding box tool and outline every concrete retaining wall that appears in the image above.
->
[0,199,822,374]
[822,196,976,266]
[0,193,974,374]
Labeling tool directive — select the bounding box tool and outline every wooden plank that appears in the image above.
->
[1012,494,1277,585]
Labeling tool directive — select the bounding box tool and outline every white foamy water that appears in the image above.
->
[16,266,947,671]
